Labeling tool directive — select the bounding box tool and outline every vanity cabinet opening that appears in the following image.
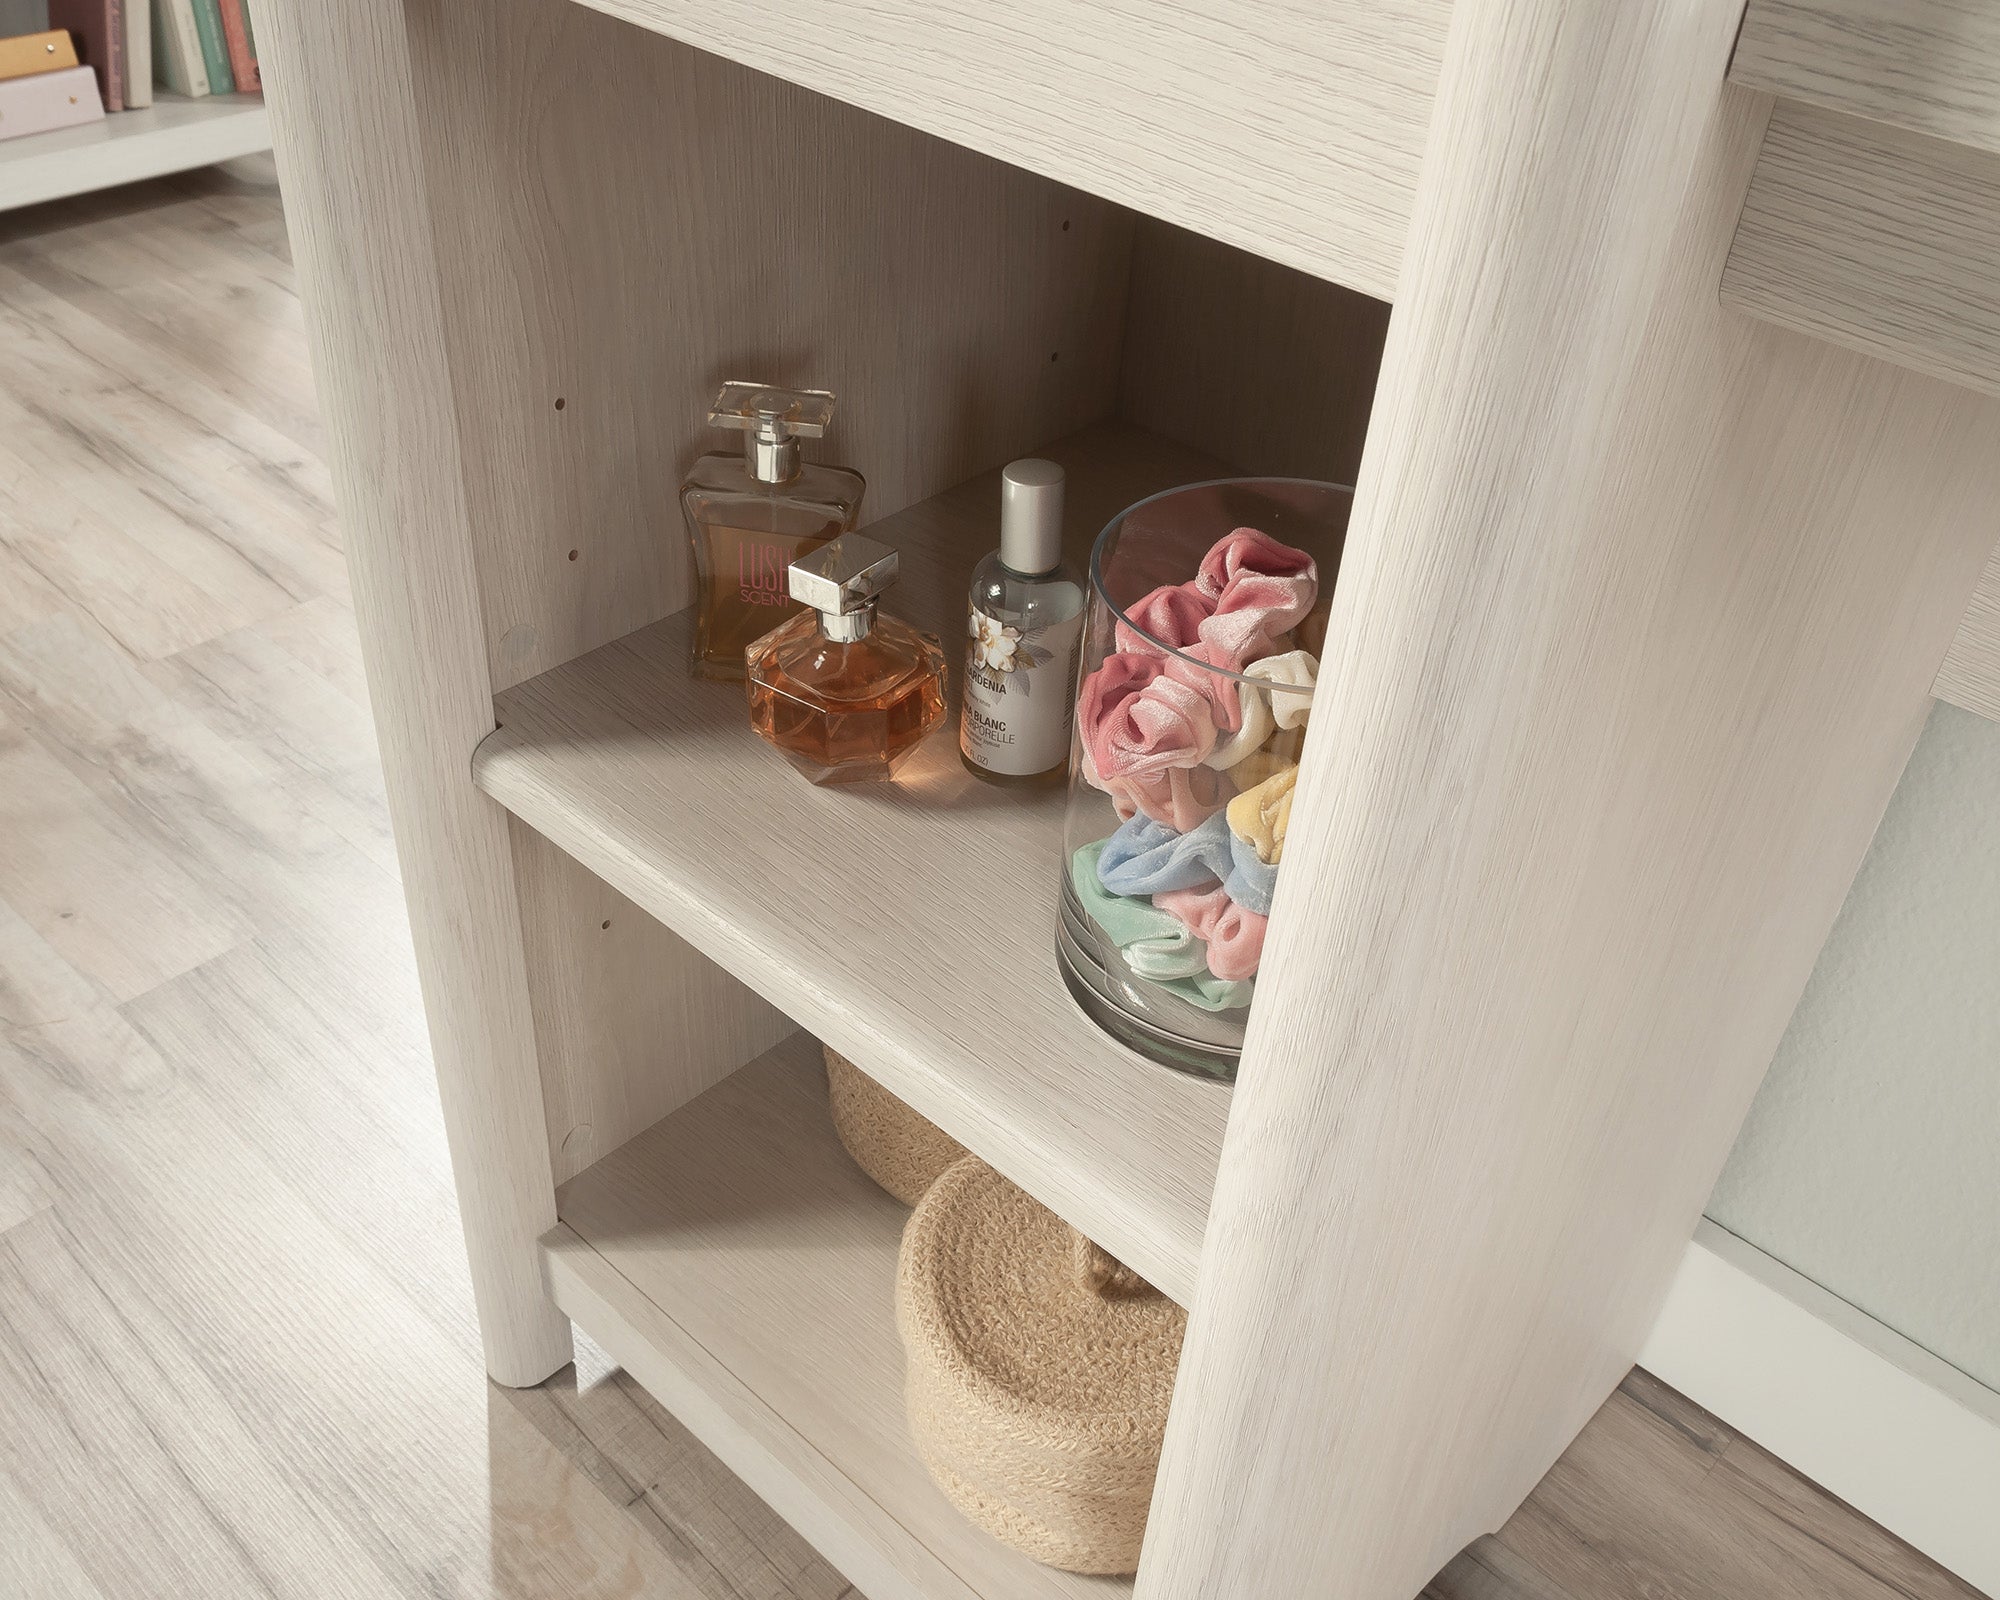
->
[411,6,1393,1595]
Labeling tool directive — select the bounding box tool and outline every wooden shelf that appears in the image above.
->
[475,422,1233,1306]
[565,0,1444,301]
[546,1032,1136,1600]
[0,92,270,213]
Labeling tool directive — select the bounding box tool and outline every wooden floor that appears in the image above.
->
[0,160,1980,1600]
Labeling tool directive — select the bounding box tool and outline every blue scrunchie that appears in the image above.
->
[1098,811,1277,915]
[1096,813,1234,896]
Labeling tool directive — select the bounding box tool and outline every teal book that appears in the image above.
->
[186,0,231,93]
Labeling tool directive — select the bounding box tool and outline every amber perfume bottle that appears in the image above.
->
[683,383,866,681]
[746,534,948,784]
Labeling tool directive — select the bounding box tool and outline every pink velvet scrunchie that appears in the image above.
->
[1193,527,1318,668]
[1117,583,1255,733]
[1115,582,1213,659]
[1076,717,1230,831]
[1107,765,1231,832]
[1076,651,1217,780]
[1153,881,1268,982]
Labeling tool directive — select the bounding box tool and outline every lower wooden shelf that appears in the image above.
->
[546,1031,1137,1600]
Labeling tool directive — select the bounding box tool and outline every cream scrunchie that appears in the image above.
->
[1202,650,1316,770]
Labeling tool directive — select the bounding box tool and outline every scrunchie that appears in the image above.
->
[1224,828,1279,915]
[1069,842,1208,980]
[1117,586,1259,735]
[1097,813,1235,897]
[1154,882,1268,982]
[1114,582,1213,659]
[1071,842,1254,1011]
[1202,651,1317,769]
[1226,761,1298,865]
[1079,742,1231,832]
[1193,528,1318,666]
[1098,812,1276,914]
[1111,767,1233,831]
[1076,652,1217,779]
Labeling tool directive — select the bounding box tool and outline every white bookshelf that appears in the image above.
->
[0,90,268,213]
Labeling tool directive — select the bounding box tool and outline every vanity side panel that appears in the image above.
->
[510,821,795,1185]
[403,0,1136,694]
[1140,2,2000,1595]
[255,0,571,1386]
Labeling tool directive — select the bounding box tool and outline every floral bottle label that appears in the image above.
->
[961,604,1084,776]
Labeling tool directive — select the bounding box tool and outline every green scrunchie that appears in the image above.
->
[1071,841,1254,1012]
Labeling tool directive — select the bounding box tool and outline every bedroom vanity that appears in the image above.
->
[251,0,2000,1595]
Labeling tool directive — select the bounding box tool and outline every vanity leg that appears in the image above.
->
[256,0,572,1387]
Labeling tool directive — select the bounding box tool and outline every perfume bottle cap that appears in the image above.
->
[709,383,836,484]
[999,458,1066,575]
[790,533,899,643]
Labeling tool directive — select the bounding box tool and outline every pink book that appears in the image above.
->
[0,64,107,142]
[46,0,122,112]
[216,0,256,93]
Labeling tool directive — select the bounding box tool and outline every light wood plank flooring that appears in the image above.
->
[0,160,1982,1600]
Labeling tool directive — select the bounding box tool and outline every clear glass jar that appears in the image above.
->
[1055,478,1352,1079]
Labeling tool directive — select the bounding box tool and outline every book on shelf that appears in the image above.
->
[45,0,120,110]
[0,59,103,140]
[0,27,76,81]
[213,0,250,93]
[120,0,148,107]
[184,0,228,94]
[150,0,204,97]
[0,1,52,35]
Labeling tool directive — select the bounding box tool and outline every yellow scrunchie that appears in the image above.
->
[1227,763,1296,865]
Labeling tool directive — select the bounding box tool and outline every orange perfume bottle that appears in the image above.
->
[682,384,866,681]
[746,534,948,784]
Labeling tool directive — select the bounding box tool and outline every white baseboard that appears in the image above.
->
[1642,1219,2000,1596]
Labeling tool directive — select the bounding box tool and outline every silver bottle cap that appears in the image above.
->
[999,458,1065,575]
[789,533,899,643]
[709,383,835,485]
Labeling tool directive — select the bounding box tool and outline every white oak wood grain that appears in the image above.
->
[557,0,1444,303]
[1731,0,2000,156]
[255,0,572,1386]
[1139,5,2000,1594]
[1721,103,2000,402]
[1118,217,1390,487]
[509,819,795,1185]
[547,1031,1133,1600]
[404,0,1139,694]
[476,423,1234,1307]
[0,92,269,214]
[1934,543,2000,722]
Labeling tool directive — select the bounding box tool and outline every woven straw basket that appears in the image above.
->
[896,1156,1187,1575]
[824,1046,968,1206]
